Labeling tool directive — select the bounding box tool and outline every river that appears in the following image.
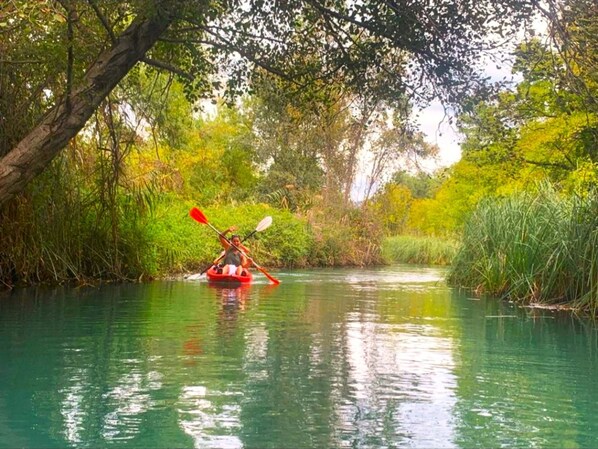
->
[0,265,596,448]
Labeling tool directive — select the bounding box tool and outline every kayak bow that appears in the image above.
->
[206,265,253,284]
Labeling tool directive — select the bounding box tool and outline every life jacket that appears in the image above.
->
[223,247,242,266]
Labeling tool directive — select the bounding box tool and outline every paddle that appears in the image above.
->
[198,215,272,275]
[190,208,280,284]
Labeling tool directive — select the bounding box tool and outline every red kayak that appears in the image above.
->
[206,265,253,284]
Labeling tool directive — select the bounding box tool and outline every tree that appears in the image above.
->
[370,183,413,235]
[250,72,368,209]
[0,1,175,205]
[391,170,441,199]
[406,1,598,236]
[456,34,597,191]
[0,0,542,206]
[361,124,439,203]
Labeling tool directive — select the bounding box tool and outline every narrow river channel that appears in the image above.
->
[0,265,596,448]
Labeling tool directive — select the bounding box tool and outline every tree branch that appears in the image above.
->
[141,57,193,80]
[199,28,303,86]
[521,158,571,170]
[87,0,117,44]
[0,12,173,206]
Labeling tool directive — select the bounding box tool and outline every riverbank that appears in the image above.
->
[0,201,386,289]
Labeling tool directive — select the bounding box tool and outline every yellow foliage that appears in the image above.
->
[564,159,598,196]
[517,112,597,166]
[371,184,413,235]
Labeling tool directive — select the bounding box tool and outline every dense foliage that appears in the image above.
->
[448,186,598,314]
[2,0,597,316]
[378,0,597,239]
[0,71,388,287]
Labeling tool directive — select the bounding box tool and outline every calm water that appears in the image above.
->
[0,265,596,448]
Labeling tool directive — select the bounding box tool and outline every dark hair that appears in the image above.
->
[230,234,241,240]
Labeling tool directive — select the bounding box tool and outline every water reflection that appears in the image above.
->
[208,283,251,308]
[0,268,597,448]
[60,366,87,446]
[178,283,251,448]
[101,368,156,441]
[334,318,457,448]
[178,385,243,449]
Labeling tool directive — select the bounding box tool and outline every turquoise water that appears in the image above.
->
[0,265,596,448]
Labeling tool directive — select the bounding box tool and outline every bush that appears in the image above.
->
[307,206,385,266]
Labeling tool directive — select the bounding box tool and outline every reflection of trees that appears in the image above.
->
[0,271,458,448]
[334,281,458,448]
[0,284,195,448]
[238,279,337,448]
[5,270,595,448]
[237,271,459,448]
[136,277,459,447]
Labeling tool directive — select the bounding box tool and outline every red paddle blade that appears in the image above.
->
[264,271,281,285]
[189,207,208,224]
[254,264,280,284]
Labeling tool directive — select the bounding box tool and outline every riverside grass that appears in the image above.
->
[382,235,458,266]
[448,188,598,314]
[0,191,386,287]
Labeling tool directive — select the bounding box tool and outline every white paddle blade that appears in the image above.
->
[255,216,272,232]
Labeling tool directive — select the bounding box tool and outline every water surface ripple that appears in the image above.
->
[0,265,596,448]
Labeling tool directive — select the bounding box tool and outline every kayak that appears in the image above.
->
[206,265,253,284]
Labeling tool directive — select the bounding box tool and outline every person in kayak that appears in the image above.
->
[218,226,249,276]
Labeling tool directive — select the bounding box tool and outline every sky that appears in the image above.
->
[416,58,523,172]
[415,101,462,170]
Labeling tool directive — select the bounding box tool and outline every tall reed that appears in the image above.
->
[448,186,598,314]
[382,235,458,266]
[0,157,160,287]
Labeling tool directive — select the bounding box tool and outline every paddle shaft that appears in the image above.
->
[189,207,279,284]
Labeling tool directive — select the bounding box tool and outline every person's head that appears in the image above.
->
[231,234,241,246]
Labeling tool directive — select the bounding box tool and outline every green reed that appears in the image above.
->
[448,186,598,314]
[382,235,459,266]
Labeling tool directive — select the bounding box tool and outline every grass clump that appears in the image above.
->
[448,185,598,314]
[382,235,458,266]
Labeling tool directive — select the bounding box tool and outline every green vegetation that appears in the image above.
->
[391,0,598,240]
[382,235,458,266]
[448,187,598,314]
[0,191,383,286]
[1,0,597,314]
[0,0,537,206]
[364,0,598,312]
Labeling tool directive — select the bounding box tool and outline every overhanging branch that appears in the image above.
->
[141,57,193,80]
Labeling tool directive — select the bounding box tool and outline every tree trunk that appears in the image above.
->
[0,13,172,207]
